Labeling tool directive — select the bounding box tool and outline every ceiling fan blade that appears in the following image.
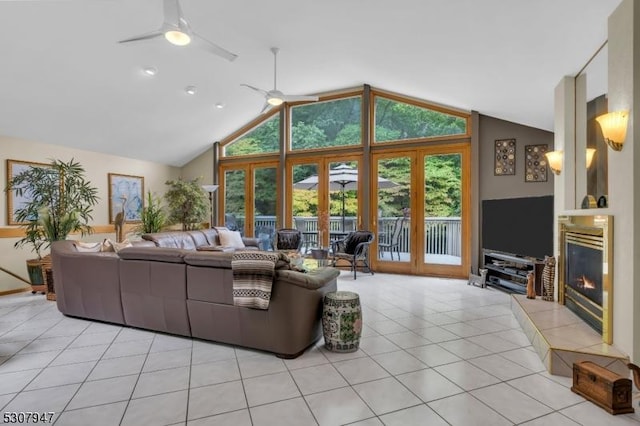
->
[260,102,272,114]
[192,33,238,61]
[241,84,268,96]
[282,94,320,102]
[118,30,164,44]
[163,0,182,25]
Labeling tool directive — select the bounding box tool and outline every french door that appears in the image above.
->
[219,161,279,239]
[287,155,362,249]
[371,143,470,277]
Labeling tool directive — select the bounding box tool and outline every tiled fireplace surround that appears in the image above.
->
[510,215,629,377]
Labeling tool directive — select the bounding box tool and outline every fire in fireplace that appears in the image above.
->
[566,242,603,307]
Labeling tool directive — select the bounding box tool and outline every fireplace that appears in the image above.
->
[558,215,613,344]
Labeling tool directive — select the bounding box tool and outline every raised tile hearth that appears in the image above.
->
[511,295,629,377]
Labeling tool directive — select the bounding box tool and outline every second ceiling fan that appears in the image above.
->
[118,0,237,62]
[242,48,319,113]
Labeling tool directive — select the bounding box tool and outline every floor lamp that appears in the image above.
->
[202,185,219,228]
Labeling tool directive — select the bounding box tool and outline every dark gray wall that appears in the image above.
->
[479,115,554,200]
[474,114,554,266]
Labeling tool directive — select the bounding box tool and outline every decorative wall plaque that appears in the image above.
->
[494,139,516,175]
[524,144,548,182]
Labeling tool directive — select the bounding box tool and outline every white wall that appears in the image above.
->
[554,0,640,360]
[181,146,213,184]
[0,136,181,292]
[607,0,640,361]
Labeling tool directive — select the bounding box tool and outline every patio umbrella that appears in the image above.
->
[293,163,398,231]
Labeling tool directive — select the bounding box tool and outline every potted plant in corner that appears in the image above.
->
[6,158,99,295]
[164,178,209,231]
[135,191,167,234]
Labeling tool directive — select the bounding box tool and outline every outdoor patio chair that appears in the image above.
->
[225,213,243,235]
[294,217,314,253]
[331,230,375,279]
[378,217,405,260]
[256,225,275,250]
[273,228,303,253]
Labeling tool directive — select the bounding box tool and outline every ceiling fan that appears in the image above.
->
[118,0,237,62]
[242,47,319,113]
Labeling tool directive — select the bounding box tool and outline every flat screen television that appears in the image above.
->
[481,195,553,260]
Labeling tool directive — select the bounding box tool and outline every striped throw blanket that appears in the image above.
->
[232,251,283,309]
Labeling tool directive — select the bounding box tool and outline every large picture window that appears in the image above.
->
[224,114,280,157]
[374,97,467,142]
[290,96,362,151]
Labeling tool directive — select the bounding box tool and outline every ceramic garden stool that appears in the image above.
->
[322,291,362,352]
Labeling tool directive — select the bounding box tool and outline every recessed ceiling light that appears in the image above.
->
[185,86,197,95]
[215,103,225,109]
[142,67,157,76]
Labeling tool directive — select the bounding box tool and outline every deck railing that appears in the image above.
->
[236,215,461,256]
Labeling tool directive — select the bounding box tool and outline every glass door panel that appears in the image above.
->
[254,166,277,250]
[224,169,246,235]
[328,160,360,243]
[423,153,462,266]
[373,155,412,269]
[291,163,320,251]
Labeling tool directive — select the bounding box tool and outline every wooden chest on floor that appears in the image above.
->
[571,361,634,415]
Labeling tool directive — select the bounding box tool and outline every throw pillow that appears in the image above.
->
[101,238,115,252]
[113,239,133,253]
[344,232,371,254]
[103,238,132,253]
[74,241,102,253]
[218,230,245,248]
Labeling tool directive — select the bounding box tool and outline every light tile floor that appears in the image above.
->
[0,272,639,425]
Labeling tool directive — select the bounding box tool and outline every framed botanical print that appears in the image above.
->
[524,144,549,182]
[6,159,51,225]
[108,173,144,223]
[494,139,516,175]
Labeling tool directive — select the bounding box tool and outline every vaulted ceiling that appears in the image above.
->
[0,0,621,166]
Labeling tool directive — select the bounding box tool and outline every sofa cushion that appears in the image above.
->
[200,228,220,246]
[218,230,245,248]
[74,241,102,252]
[186,231,209,247]
[183,251,234,268]
[184,251,291,270]
[275,268,340,290]
[142,231,197,250]
[118,247,187,263]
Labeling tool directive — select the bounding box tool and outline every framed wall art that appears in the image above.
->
[6,159,51,225]
[108,173,144,223]
[494,138,516,175]
[524,144,549,182]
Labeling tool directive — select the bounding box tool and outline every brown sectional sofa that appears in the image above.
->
[51,229,340,358]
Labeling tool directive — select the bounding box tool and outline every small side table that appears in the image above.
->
[322,291,362,352]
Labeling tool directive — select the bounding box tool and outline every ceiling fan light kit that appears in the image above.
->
[164,30,191,46]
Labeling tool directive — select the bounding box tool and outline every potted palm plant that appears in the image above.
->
[135,191,167,234]
[6,159,99,294]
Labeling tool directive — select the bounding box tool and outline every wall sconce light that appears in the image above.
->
[586,148,596,168]
[596,110,629,151]
[545,150,563,175]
